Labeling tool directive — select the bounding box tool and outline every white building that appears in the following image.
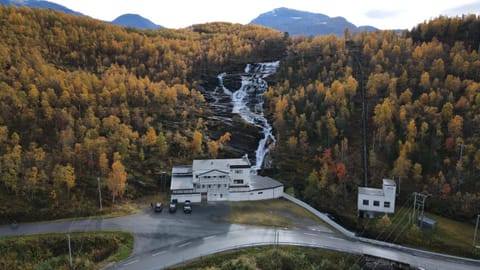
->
[170,156,284,203]
[357,179,396,218]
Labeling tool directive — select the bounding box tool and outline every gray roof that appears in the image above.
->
[172,165,192,176]
[250,175,283,191]
[358,187,384,196]
[170,175,193,190]
[192,158,250,173]
[383,179,396,186]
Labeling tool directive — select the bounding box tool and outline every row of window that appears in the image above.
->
[195,183,228,189]
[203,175,227,179]
[362,199,390,208]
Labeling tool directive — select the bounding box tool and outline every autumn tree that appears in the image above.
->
[108,152,127,204]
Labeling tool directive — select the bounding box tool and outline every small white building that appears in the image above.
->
[170,156,284,203]
[358,179,396,218]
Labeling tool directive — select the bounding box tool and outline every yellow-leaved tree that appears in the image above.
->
[108,152,127,204]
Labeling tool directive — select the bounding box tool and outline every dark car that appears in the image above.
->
[169,199,178,213]
[154,202,163,212]
[183,200,192,214]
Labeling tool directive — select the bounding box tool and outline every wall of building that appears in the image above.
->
[229,186,284,201]
[171,193,201,203]
[357,194,395,214]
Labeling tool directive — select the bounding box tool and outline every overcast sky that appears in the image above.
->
[49,0,480,30]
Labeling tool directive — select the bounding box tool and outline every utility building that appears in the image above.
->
[170,156,283,203]
[358,179,396,218]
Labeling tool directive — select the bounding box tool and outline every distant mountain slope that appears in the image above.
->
[0,0,83,16]
[0,1,164,29]
[250,7,377,36]
[112,13,163,29]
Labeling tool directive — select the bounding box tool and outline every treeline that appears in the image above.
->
[266,16,480,221]
[0,6,286,221]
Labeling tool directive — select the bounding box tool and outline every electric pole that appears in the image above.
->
[474,214,480,255]
[97,177,102,210]
[412,192,428,228]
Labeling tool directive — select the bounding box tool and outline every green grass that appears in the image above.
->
[167,245,411,270]
[0,231,134,270]
[228,198,332,229]
[356,206,478,258]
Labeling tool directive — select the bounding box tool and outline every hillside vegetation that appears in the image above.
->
[0,5,479,231]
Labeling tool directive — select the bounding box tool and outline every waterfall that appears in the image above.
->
[217,61,280,173]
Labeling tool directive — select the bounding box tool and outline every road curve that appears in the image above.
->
[106,227,480,270]
[1,203,480,270]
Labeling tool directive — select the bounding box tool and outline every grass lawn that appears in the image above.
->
[0,231,133,270]
[355,205,478,258]
[228,198,333,230]
[167,245,414,270]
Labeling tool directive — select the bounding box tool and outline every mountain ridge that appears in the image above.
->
[0,0,164,29]
[249,7,378,36]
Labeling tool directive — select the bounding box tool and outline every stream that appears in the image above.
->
[204,61,280,173]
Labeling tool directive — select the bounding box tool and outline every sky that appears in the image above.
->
[49,0,480,30]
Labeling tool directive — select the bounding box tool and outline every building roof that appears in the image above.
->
[170,175,193,190]
[172,165,193,176]
[418,216,437,225]
[171,166,193,190]
[383,178,396,186]
[250,175,283,191]
[358,187,384,196]
[192,157,250,173]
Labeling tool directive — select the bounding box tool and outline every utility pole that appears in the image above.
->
[97,177,102,210]
[457,142,465,185]
[346,40,368,187]
[474,214,480,255]
[68,233,73,267]
[412,192,428,228]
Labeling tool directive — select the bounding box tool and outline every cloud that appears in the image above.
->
[365,9,403,20]
[443,2,480,15]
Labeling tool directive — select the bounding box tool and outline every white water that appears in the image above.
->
[217,61,280,173]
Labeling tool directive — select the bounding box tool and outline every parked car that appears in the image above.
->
[169,199,178,213]
[183,200,192,214]
[154,202,163,212]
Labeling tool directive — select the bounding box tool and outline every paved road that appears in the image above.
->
[106,227,480,270]
[1,203,479,270]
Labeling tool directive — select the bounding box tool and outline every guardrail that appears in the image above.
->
[281,192,480,265]
[281,193,356,238]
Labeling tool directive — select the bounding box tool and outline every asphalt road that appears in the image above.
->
[1,202,479,270]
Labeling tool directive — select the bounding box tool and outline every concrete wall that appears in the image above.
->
[282,193,356,239]
[229,186,284,201]
[171,193,201,203]
[357,193,395,214]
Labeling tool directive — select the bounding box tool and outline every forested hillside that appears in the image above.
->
[0,5,479,226]
[0,6,286,221]
[266,15,480,222]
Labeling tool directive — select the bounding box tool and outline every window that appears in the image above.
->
[233,179,244,184]
[373,200,380,207]
[208,184,211,188]
[384,201,390,208]
[235,170,242,174]
[258,192,263,194]
[201,184,205,189]
[218,184,221,188]
[362,200,369,206]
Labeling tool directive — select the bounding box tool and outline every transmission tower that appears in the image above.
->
[411,192,429,228]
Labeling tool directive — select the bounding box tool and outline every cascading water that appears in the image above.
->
[215,61,280,173]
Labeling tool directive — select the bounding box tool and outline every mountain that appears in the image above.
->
[0,1,164,29]
[111,13,163,30]
[250,7,378,36]
[0,0,83,16]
